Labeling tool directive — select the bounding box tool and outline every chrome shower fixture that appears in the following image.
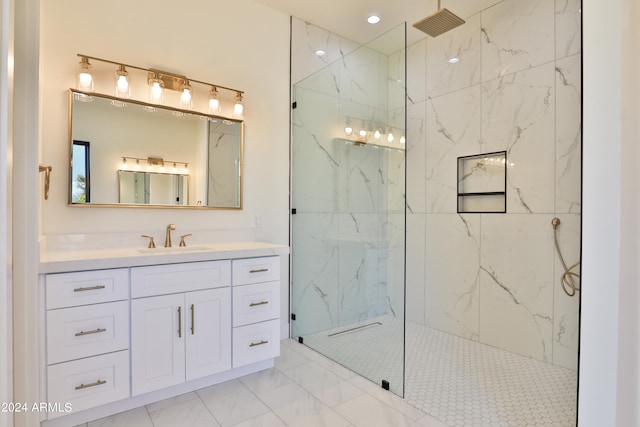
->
[413,0,466,37]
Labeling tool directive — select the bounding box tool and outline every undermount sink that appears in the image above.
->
[137,245,209,254]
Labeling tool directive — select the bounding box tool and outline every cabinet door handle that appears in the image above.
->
[75,379,106,390]
[249,268,269,274]
[73,285,106,292]
[178,306,182,338]
[75,328,107,337]
[190,304,195,335]
[249,340,269,347]
[249,301,269,307]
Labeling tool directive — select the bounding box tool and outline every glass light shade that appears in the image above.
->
[387,133,394,143]
[374,130,381,139]
[115,66,130,98]
[208,87,221,114]
[233,92,244,119]
[400,136,406,144]
[179,82,192,110]
[149,77,164,104]
[77,57,94,91]
[345,126,353,136]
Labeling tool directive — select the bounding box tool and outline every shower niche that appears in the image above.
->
[457,151,507,213]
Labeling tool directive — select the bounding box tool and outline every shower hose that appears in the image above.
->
[552,218,581,297]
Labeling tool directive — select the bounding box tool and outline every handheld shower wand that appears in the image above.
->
[552,218,580,297]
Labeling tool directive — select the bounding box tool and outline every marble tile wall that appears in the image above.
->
[406,0,581,370]
[291,20,406,338]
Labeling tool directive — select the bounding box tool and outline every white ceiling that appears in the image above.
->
[252,0,504,46]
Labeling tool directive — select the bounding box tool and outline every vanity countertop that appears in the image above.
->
[40,241,289,274]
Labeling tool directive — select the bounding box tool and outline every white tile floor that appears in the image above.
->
[77,323,577,427]
[303,316,578,427]
[75,340,446,427]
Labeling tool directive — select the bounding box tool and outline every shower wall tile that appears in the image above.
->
[339,46,384,109]
[407,102,426,214]
[295,59,342,99]
[481,63,555,213]
[381,146,407,214]
[479,214,554,362]
[555,0,582,59]
[337,142,382,214]
[481,0,555,81]
[337,213,384,325]
[426,13,481,99]
[555,54,582,214]
[425,214,480,340]
[291,17,360,85]
[291,213,340,337]
[292,88,340,213]
[552,214,580,370]
[426,85,482,214]
[387,49,406,112]
[383,213,406,319]
[406,214,426,325]
[407,39,426,105]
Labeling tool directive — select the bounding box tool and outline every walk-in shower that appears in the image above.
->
[290,0,581,423]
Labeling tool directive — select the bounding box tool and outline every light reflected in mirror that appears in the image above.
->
[69,90,243,209]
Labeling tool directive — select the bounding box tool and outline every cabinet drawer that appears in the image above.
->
[232,319,280,368]
[47,301,129,365]
[233,281,279,327]
[46,269,128,309]
[232,257,280,286]
[131,260,231,298]
[47,350,130,419]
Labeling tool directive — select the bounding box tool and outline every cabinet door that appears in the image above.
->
[131,294,185,396]
[185,288,231,381]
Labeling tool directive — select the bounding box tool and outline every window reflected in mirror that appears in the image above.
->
[71,140,90,203]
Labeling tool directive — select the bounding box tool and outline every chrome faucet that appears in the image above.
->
[165,224,176,247]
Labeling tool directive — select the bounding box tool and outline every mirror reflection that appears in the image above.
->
[69,90,243,209]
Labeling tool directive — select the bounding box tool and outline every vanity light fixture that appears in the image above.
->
[387,132,395,143]
[400,136,406,144]
[77,56,94,92]
[345,126,353,137]
[75,54,245,120]
[374,130,381,139]
[233,91,244,119]
[120,156,189,174]
[179,80,193,110]
[115,65,131,98]
[148,72,165,104]
[208,86,221,114]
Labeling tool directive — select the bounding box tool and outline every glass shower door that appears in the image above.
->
[291,24,406,396]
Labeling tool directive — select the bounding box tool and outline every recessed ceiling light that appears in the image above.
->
[315,49,327,57]
[367,14,381,24]
[448,57,460,64]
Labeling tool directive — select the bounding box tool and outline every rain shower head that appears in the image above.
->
[413,0,465,37]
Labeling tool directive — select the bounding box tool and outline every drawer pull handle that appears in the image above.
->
[178,306,182,338]
[249,301,269,307]
[190,304,195,335]
[249,340,269,347]
[75,328,107,337]
[75,379,106,390]
[249,268,269,274]
[73,285,106,292]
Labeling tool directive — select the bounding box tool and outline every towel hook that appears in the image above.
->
[39,165,52,200]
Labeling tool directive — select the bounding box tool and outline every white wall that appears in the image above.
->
[39,0,290,243]
[0,0,13,424]
[580,0,640,425]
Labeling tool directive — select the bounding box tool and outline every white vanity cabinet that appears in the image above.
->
[130,261,232,396]
[44,269,130,419]
[232,257,280,368]
[40,245,286,427]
